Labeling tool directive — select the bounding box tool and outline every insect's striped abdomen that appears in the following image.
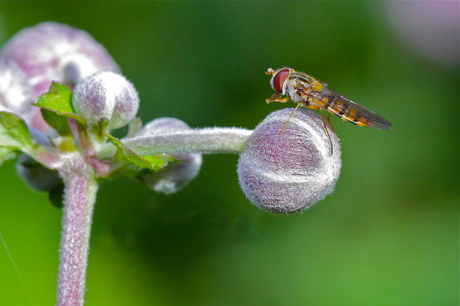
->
[314,89,391,130]
[320,92,365,125]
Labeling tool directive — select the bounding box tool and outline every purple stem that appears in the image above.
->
[57,155,98,306]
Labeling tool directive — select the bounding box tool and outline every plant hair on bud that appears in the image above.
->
[72,71,139,130]
[237,108,342,213]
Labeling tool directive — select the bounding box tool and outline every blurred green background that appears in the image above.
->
[0,2,458,305]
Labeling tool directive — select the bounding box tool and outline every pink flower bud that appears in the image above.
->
[72,71,139,130]
[0,60,35,122]
[136,118,202,194]
[0,22,119,97]
[237,108,342,213]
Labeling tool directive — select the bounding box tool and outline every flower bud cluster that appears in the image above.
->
[0,22,122,135]
[237,108,342,213]
[0,22,140,191]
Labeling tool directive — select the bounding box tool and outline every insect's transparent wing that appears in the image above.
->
[312,88,392,130]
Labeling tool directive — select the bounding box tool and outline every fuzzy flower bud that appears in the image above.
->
[72,71,139,130]
[237,108,341,213]
[0,60,35,122]
[0,22,119,97]
[136,118,202,194]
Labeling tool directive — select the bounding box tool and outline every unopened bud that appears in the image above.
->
[237,108,341,213]
[136,118,202,194]
[0,22,119,96]
[72,71,139,130]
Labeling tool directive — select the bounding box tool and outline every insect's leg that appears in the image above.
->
[327,112,335,132]
[279,102,302,134]
[320,108,334,155]
[306,96,333,153]
[266,93,290,104]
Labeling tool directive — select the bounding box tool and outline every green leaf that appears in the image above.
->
[0,112,34,150]
[141,155,173,168]
[34,82,86,126]
[0,147,17,166]
[34,81,73,113]
[41,109,72,136]
[105,134,174,171]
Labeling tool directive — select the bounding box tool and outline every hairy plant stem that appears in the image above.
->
[57,154,98,306]
[121,127,252,156]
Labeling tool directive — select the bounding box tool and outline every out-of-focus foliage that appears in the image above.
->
[0,2,458,305]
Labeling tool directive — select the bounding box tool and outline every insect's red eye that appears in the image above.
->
[272,68,290,93]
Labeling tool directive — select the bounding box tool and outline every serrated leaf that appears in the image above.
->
[0,112,33,150]
[33,82,86,126]
[34,82,73,113]
[0,147,17,166]
[105,134,173,171]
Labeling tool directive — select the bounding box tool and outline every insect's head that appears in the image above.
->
[266,67,293,95]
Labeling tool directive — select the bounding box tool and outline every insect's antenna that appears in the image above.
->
[279,102,302,134]
[320,108,334,155]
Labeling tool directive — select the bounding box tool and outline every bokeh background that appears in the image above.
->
[0,2,458,305]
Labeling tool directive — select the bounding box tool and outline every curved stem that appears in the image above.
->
[120,127,252,156]
[57,154,98,306]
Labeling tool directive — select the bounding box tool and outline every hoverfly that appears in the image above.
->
[265,67,392,152]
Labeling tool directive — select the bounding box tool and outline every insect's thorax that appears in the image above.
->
[285,73,325,105]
